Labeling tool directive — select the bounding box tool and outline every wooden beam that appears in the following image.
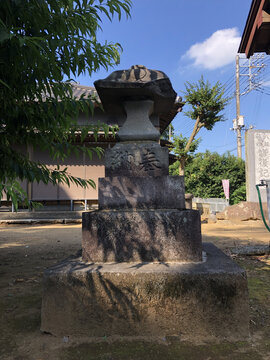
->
[244,0,265,57]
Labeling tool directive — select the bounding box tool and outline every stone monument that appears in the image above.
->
[246,129,270,202]
[41,65,249,342]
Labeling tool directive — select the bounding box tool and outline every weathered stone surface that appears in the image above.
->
[185,193,193,209]
[230,245,270,256]
[41,243,249,342]
[98,176,185,210]
[245,129,270,202]
[94,65,177,118]
[82,209,202,262]
[116,100,160,142]
[105,143,169,177]
[216,201,269,221]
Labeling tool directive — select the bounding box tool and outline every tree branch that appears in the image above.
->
[185,115,200,153]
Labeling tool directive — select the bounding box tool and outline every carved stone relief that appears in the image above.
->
[109,147,161,173]
[254,132,270,184]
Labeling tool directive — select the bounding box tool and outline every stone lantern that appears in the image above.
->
[41,66,249,342]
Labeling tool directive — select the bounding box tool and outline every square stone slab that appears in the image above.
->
[41,243,249,342]
[82,209,202,263]
[98,176,185,210]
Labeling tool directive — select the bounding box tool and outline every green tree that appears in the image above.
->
[183,151,246,205]
[169,134,200,175]
[0,0,131,209]
[175,77,229,175]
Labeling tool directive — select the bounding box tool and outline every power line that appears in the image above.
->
[204,141,236,149]
[231,53,266,158]
[227,144,245,153]
[255,88,270,96]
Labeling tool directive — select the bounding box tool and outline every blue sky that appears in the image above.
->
[75,0,270,157]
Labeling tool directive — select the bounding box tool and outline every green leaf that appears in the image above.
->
[0,0,131,203]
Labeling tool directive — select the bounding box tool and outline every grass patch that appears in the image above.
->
[235,257,270,305]
[248,277,270,302]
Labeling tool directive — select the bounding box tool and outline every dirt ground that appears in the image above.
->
[0,220,270,360]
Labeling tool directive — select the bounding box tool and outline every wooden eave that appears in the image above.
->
[73,133,175,149]
[238,0,270,57]
[159,97,184,135]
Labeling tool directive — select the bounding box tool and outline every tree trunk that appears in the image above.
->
[179,157,185,176]
[185,116,200,153]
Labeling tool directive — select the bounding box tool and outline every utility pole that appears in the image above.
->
[169,123,172,141]
[235,55,242,158]
[232,54,265,158]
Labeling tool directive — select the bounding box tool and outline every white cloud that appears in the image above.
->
[183,28,241,70]
[263,80,270,87]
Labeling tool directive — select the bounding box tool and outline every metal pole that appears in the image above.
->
[236,55,242,159]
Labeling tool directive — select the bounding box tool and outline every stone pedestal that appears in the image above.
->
[41,243,249,342]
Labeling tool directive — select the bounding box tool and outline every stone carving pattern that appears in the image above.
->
[254,132,270,184]
[140,149,161,172]
[110,150,133,170]
[110,148,161,173]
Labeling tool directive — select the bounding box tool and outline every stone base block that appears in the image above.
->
[82,209,202,263]
[98,176,185,210]
[41,243,249,342]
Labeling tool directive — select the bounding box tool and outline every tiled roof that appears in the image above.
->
[71,83,183,134]
[70,83,98,99]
